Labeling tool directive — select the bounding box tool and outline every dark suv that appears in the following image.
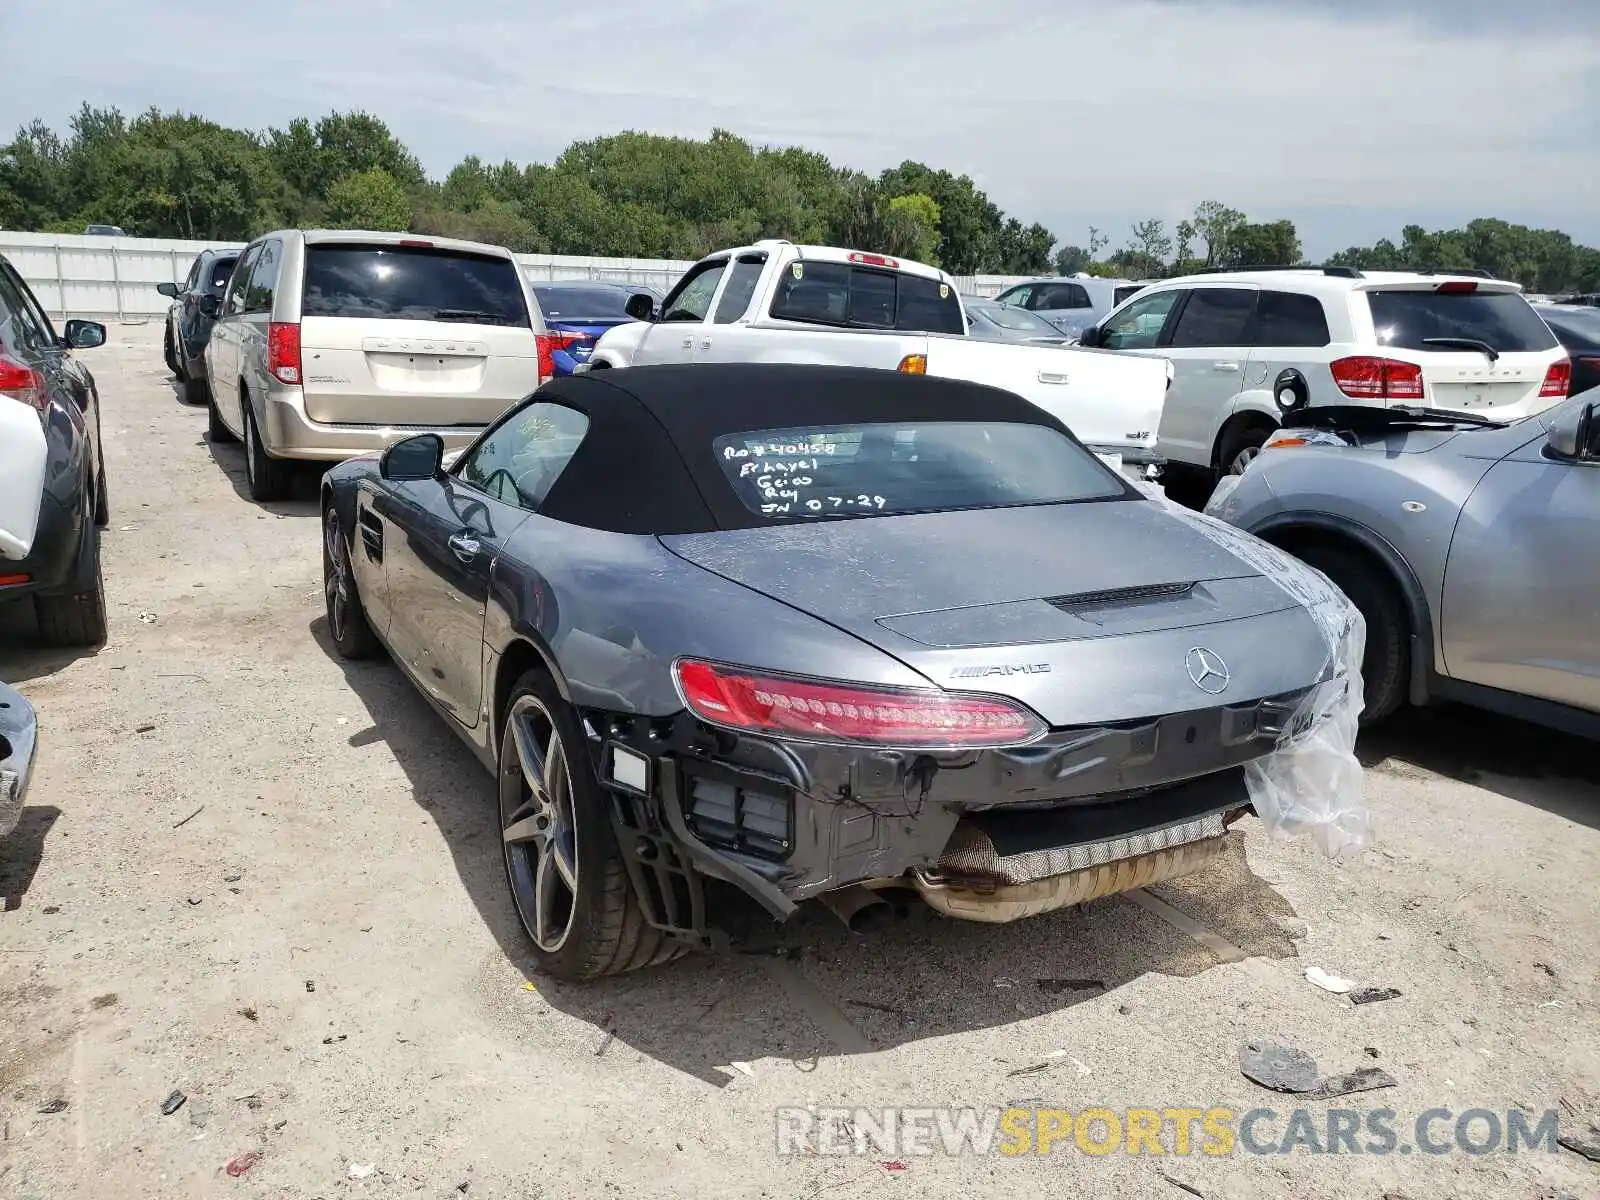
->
[0,253,110,646]
[158,248,240,406]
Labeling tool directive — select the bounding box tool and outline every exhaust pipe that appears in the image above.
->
[818,886,894,934]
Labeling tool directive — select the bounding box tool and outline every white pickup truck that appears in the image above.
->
[581,241,1171,475]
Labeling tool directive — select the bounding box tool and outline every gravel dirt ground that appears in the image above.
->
[1,322,1597,1199]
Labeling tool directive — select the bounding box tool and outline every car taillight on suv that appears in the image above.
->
[267,322,301,385]
[0,351,45,417]
[1329,356,1424,401]
[1539,359,1571,398]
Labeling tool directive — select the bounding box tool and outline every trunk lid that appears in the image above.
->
[297,241,541,427]
[299,318,540,426]
[1355,281,1568,419]
[660,502,1323,726]
[923,337,1167,455]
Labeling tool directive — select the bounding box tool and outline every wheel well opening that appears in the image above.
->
[494,640,552,735]
[1213,412,1280,469]
[1259,527,1413,634]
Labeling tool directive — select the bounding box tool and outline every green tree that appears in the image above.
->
[995,218,1056,275]
[876,161,1003,275]
[884,193,942,264]
[1219,219,1301,268]
[325,168,411,230]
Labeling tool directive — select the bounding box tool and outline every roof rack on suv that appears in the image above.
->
[1188,265,1365,279]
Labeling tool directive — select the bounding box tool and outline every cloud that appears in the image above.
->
[3,0,1596,256]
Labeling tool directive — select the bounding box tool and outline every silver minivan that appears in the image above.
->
[204,230,550,501]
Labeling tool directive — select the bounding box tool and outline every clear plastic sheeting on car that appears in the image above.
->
[1140,481,1373,859]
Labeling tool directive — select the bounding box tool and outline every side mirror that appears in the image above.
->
[156,282,179,299]
[197,294,221,318]
[624,292,656,322]
[1077,325,1101,348]
[1274,367,1310,413]
[1545,402,1594,460]
[62,319,106,350]
[380,433,444,481]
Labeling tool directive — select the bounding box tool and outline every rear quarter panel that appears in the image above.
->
[484,522,936,717]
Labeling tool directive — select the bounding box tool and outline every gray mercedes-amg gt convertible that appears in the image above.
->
[320,363,1353,980]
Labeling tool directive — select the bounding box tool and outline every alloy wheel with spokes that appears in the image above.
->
[1228,444,1261,475]
[494,670,679,980]
[501,695,581,954]
[321,504,376,658]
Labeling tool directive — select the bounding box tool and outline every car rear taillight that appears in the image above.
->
[848,252,900,269]
[267,323,301,385]
[673,659,1046,748]
[1540,359,1572,398]
[535,333,556,382]
[1330,356,1425,401]
[0,352,45,416]
[545,330,592,352]
[1435,280,1479,294]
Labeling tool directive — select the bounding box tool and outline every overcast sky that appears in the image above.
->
[3,0,1596,258]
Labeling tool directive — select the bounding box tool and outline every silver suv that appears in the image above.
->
[204,230,549,501]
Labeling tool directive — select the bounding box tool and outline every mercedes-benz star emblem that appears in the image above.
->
[1185,647,1230,695]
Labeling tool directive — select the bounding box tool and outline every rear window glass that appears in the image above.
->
[531,285,632,321]
[207,258,239,293]
[303,245,529,326]
[1113,284,1146,306]
[768,262,965,335]
[1535,307,1600,347]
[970,302,1058,334]
[713,421,1125,520]
[1367,289,1557,354]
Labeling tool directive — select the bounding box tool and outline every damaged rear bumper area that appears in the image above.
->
[583,687,1307,944]
[0,681,39,839]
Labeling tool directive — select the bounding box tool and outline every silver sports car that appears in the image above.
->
[321,363,1355,979]
[1207,392,1600,736]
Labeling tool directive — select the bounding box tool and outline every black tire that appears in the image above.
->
[1218,421,1276,478]
[35,523,108,648]
[207,389,236,443]
[242,397,291,502]
[162,324,179,376]
[94,463,109,528]
[1296,544,1408,724]
[498,669,682,981]
[183,373,209,407]
[322,505,378,659]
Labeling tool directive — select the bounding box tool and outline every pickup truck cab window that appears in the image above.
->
[770,262,965,335]
[712,255,766,324]
[661,260,728,323]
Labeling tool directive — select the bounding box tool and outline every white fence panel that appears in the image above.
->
[1,232,1037,319]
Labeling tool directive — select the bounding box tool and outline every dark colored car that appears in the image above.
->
[0,252,109,646]
[529,281,663,375]
[1535,304,1600,397]
[157,248,240,405]
[0,679,38,839]
[319,363,1348,981]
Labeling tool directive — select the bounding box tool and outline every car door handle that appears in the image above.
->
[447,533,480,562]
[681,335,694,349]
[1212,361,1241,372]
[699,337,712,350]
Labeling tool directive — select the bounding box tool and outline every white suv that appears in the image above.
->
[205,230,550,501]
[1076,267,1571,489]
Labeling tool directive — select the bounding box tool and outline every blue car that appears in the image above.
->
[529,281,663,375]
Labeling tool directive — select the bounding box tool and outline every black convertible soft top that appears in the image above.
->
[526,363,1091,535]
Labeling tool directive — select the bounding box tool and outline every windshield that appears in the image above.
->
[768,261,966,335]
[532,284,641,322]
[713,420,1127,520]
[969,301,1059,335]
[302,244,530,326]
[1366,289,1557,353]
